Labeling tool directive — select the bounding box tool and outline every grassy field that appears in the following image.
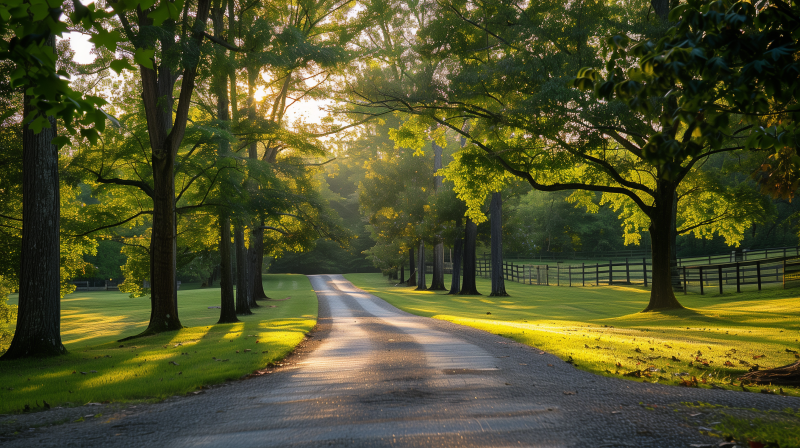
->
[0,274,316,414]
[346,273,800,396]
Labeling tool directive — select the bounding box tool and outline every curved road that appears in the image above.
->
[3,274,797,447]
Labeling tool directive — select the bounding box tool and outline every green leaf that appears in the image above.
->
[109,58,134,74]
[51,135,70,147]
[133,48,155,69]
[89,29,122,52]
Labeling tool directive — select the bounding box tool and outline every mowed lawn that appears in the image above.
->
[345,273,800,395]
[0,274,317,414]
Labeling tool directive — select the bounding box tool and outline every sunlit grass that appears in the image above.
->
[346,273,800,396]
[0,274,316,414]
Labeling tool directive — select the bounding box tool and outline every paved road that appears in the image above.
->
[2,274,797,447]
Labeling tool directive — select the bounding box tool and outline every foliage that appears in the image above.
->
[0,0,139,140]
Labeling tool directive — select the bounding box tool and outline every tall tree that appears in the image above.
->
[2,35,65,358]
[109,0,212,335]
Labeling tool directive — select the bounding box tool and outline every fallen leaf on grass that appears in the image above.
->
[563,391,576,395]
[724,361,734,367]
[752,354,765,359]
[169,361,179,366]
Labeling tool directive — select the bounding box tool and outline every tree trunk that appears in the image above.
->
[399,265,405,284]
[416,241,427,290]
[738,360,800,386]
[251,225,269,299]
[246,67,269,301]
[217,214,238,323]
[490,192,508,296]
[448,237,463,295]
[430,242,446,290]
[670,191,682,292]
[246,240,259,309]
[429,140,446,290]
[234,223,252,315]
[643,183,683,311]
[407,247,416,287]
[2,59,66,359]
[129,0,211,338]
[460,218,480,295]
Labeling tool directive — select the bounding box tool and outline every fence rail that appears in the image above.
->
[483,245,800,266]
[467,255,800,293]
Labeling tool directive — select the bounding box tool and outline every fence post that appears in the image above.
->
[736,263,741,293]
[783,258,786,289]
[626,258,630,283]
[682,266,687,294]
[608,260,613,285]
[596,263,599,286]
[557,263,560,286]
[699,267,704,295]
[582,263,585,286]
[757,261,762,291]
[568,265,572,287]
[546,265,549,285]
[718,265,723,295]
[643,258,648,287]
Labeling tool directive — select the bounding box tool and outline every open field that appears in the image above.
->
[0,274,316,414]
[345,273,800,396]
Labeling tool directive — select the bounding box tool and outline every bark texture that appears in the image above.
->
[217,214,238,323]
[643,182,683,311]
[489,192,508,297]
[406,247,416,287]
[460,218,480,295]
[2,62,66,359]
[448,237,463,295]
[234,224,252,315]
[738,361,800,386]
[415,241,427,291]
[250,225,269,299]
[429,141,446,290]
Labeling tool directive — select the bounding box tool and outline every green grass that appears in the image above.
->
[346,273,800,396]
[0,274,316,414]
[679,402,800,447]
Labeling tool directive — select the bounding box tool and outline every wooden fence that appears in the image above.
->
[471,256,800,293]
[483,245,800,266]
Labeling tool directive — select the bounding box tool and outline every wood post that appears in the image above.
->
[718,265,723,295]
[643,258,648,287]
[757,261,762,291]
[582,263,585,286]
[557,263,560,286]
[682,266,687,294]
[700,267,704,295]
[568,265,572,287]
[625,258,630,283]
[596,263,599,286]
[608,260,613,285]
[736,262,741,293]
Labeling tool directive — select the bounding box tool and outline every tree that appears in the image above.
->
[0,0,136,358]
[107,0,212,336]
[356,0,776,311]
